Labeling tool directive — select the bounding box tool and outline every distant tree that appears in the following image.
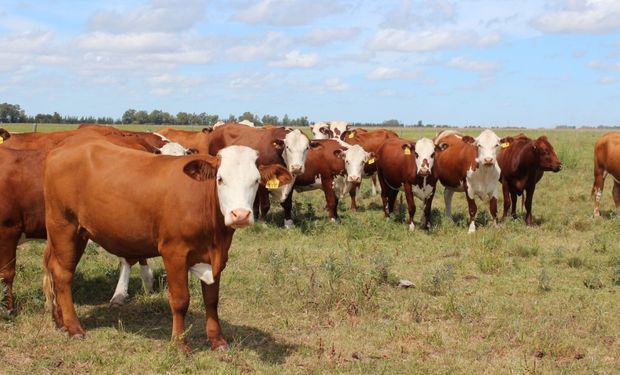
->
[382,119,401,127]
[176,112,191,125]
[134,110,149,124]
[261,114,279,126]
[0,103,27,123]
[122,109,137,124]
[227,114,237,123]
[282,114,290,126]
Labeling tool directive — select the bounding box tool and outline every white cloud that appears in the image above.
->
[229,72,277,89]
[477,32,502,47]
[367,28,475,52]
[74,32,180,53]
[324,78,350,91]
[598,75,617,84]
[88,0,207,33]
[232,0,346,26]
[448,56,497,71]
[366,66,418,80]
[381,0,456,29]
[270,50,320,68]
[299,27,359,46]
[533,0,620,34]
[226,32,290,61]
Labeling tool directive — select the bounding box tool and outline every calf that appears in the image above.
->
[434,129,504,233]
[497,134,562,225]
[281,140,371,227]
[43,142,292,351]
[340,128,399,202]
[376,138,443,230]
[592,132,620,216]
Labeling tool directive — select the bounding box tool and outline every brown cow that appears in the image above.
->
[497,134,562,225]
[340,128,399,209]
[42,141,292,351]
[434,129,505,233]
[592,132,620,217]
[0,131,165,313]
[376,137,444,230]
[157,127,212,153]
[281,140,371,226]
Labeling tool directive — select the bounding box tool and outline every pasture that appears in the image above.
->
[1,125,619,374]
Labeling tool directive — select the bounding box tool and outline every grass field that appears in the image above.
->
[1,125,619,374]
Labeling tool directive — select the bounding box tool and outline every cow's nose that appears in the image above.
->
[290,164,303,175]
[554,165,562,172]
[348,175,361,183]
[483,157,494,165]
[230,209,252,228]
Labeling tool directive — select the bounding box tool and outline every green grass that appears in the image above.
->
[1,126,619,373]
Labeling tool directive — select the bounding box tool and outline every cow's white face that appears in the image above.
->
[329,121,350,139]
[282,129,310,175]
[216,146,261,228]
[159,142,191,156]
[310,122,330,140]
[414,138,436,176]
[474,129,501,167]
[342,144,370,183]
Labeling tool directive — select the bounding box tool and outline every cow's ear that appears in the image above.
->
[334,149,345,159]
[319,127,330,135]
[0,128,10,142]
[183,158,219,181]
[462,135,475,144]
[309,141,322,149]
[499,136,513,144]
[186,148,199,155]
[436,142,448,151]
[272,139,285,150]
[259,164,293,186]
[202,127,213,133]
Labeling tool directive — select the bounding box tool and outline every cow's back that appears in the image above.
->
[345,129,398,153]
[208,124,286,165]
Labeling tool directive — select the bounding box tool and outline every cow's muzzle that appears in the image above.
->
[290,164,303,176]
[552,165,562,172]
[482,157,494,166]
[348,175,361,183]
[229,209,252,228]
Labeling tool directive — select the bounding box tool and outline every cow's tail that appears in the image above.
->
[42,245,57,314]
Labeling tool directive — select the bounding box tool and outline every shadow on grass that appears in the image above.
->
[79,302,297,363]
[72,268,165,306]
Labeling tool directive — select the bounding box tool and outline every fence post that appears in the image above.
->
[32,122,38,132]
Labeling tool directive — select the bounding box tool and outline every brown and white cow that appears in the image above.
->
[157,127,212,154]
[281,140,371,227]
[43,142,292,351]
[340,128,399,202]
[376,138,443,230]
[434,129,504,233]
[497,134,562,225]
[592,132,620,217]
[309,122,332,139]
[0,130,167,313]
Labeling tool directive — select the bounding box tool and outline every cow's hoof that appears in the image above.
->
[408,223,415,231]
[284,219,294,229]
[70,333,86,340]
[467,222,476,234]
[211,340,229,351]
[110,293,128,306]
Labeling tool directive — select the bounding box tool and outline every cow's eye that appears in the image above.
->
[256,178,260,185]
[431,152,435,158]
[414,152,419,158]
[217,177,223,185]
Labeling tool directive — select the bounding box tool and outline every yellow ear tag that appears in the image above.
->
[367,158,375,165]
[348,132,355,139]
[266,177,280,189]
[501,142,510,149]
[0,138,3,145]
[404,147,411,155]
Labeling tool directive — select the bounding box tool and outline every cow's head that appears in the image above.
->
[183,145,292,228]
[282,129,310,176]
[310,122,332,140]
[0,128,10,143]
[533,136,562,172]
[466,129,501,167]
[412,138,440,177]
[159,141,195,156]
[335,144,372,183]
[329,121,350,139]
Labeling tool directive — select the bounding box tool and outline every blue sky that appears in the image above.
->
[2,0,620,127]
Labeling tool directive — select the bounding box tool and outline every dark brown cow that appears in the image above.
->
[592,132,620,217]
[42,141,292,351]
[376,137,443,230]
[0,131,164,313]
[497,134,562,225]
[340,128,399,210]
[434,130,505,233]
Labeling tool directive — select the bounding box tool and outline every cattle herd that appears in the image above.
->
[1,120,619,352]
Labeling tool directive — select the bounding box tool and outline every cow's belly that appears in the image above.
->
[295,176,322,192]
[412,182,434,200]
[269,181,295,202]
[466,165,500,200]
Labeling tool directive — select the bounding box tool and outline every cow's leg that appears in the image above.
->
[321,177,338,220]
[510,191,518,219]
[501,180,511,222]
[162,255,190,352]
[421,188,436,230]
[200,277,227,350]
[378,171,391,218]
[370,174,379,195]
[110,258,132,306]
[139,258,155,293]
[592,163,606,217]
[524,186,536,226]
[0,230,19,313]
[490,195,498,227]
[43,229,87,337]
[612,180,620,214]
[465,190,478,233]
[403,183,416,230]
[257,186,270,221]
[349,182,359,212]
[444,189,454,220]
[281,189,295,229]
